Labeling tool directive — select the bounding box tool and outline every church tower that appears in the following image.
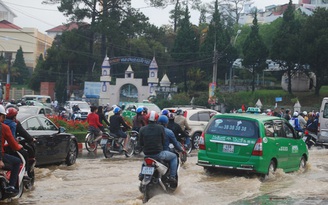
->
[147,57,159,95]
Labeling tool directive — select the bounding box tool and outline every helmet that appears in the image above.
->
[158,115,169,125]
[111,104,117,108]
[5,103,19,111]
[136,107,144,114]
[168,113,175,120]
[113,107,121,114]
[6,107,18,118]
[146,111,159,122]
[0,105,6,116]
[161,109,169,116]
[293,112,299,117]
[303,111,308,116]
[176,109,183,115]
[210,112,216,118]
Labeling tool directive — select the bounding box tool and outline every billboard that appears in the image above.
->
[84,82,102,98]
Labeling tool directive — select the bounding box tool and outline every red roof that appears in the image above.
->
[46,22,89,32]
[0,20,21,30]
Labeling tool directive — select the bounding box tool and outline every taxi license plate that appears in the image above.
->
[100,139,108,145]
[141,167,154,175]
[223,144,234,153]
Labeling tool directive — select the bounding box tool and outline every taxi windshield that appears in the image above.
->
[207,118,259,138]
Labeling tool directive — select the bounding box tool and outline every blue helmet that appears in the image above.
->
[158,115,169,125]
[136,107,144,113]
[113,107,121,114]
[161,109,169,116]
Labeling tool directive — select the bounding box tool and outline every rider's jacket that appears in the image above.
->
[139,123,165,155]
[167,120,189,141]
[132,114,145,131]
[163,127,182,152]
[109,114,130,133]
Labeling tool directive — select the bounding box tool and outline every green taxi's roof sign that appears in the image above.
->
[246,107,261,113]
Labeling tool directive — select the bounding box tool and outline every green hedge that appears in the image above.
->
[69,131,86,143]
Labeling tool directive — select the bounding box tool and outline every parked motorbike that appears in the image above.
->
[139,152,180,203]
[0,151,26,200]
[303,129,318,149]
[101,131,135,158]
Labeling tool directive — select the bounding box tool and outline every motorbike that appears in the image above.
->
[85,129,109,152]
[0,151,26,200]
[303,129,318,149]
[101,131,135,158]
[170,142,187,165]
[178,131,192,154]
[72,110,82,121]
[139,151,180,203]
[131,131,142,155]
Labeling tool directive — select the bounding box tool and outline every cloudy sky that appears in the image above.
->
[5,0,291,33]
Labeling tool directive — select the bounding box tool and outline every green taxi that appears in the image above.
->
[197,112,309,177]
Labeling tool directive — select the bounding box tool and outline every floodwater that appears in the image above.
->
[10,147,328,205]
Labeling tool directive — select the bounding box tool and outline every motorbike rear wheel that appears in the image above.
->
[103,141,114,158]
[124,138,135,157]
[85,133,97,152]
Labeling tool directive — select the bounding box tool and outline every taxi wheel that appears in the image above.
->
[262,160,276,181]
[299,156,306,172]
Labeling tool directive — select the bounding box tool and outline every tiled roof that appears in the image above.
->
[46,22,89,32]
[0,20,21,30]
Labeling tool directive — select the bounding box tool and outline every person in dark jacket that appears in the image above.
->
[97,106,110,132]
[139,111,178,183]
[109,107,131,151]
[157,115,183,152]
[132,107,146,132]
[167,113,190,147]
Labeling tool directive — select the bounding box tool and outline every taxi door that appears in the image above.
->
[283,121,301,168]
[273,120,290,169]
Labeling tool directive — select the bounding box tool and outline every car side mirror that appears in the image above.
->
[59,126,66,133]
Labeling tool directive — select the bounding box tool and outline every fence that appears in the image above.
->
[6,88,36,101]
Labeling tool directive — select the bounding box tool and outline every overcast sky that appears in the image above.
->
[5,0,290,33]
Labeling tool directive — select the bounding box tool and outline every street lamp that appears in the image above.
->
[229,30,241,92]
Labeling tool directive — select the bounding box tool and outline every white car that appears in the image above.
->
[64,101,90,120]
[163,106,219,149]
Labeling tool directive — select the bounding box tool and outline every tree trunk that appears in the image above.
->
[287,68,292,94]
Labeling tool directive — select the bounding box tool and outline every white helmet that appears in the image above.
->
[293,112,299,117]
[0,105,6,116]
[303,111,308,116]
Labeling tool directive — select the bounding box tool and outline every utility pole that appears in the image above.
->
[5,52,12,101]
[229,30,241,92]
[212,29,218,84]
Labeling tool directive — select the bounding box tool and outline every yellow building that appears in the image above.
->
[0,20,53,69]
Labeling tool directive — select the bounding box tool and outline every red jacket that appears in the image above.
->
[1,123,21,155]
[87,113,103,128]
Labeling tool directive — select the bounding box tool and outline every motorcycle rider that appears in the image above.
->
[157,115,183,152]
[72,104,81,120]
[167,113,191,148]
[87,106,103,142]
[4,106,34,180]
[109,107,131,151]
[132,107,146,132]
[139,111,178,183]
[97,106,110,132]
[0,105,23,195]
[289,112,303,132]
[174,109,191,147]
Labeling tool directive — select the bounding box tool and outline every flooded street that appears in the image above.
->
[12,147,328,205]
